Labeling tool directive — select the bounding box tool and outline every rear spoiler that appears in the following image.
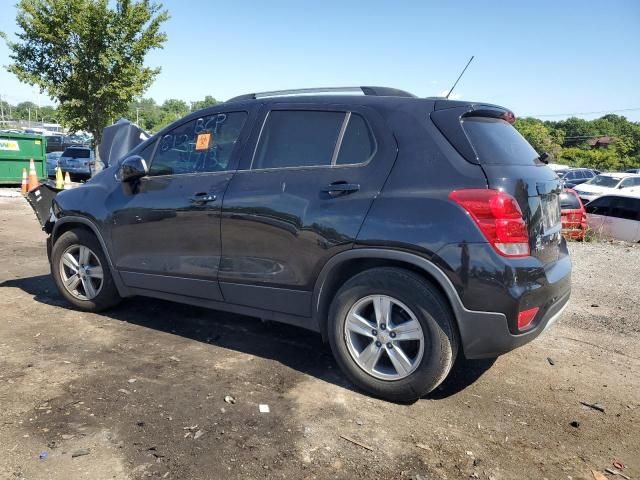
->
[99,119,150,167]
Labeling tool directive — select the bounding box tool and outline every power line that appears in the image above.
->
[526,107,640,118]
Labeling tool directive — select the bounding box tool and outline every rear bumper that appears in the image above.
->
[459,289,570,359]
[435,241,572,359]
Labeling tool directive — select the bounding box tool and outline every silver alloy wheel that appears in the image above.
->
[59,244,104,301]
[344,294,425,381]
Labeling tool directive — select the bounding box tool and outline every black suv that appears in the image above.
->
[45,87,571,402]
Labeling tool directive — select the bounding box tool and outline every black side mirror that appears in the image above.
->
[119,155,148,182]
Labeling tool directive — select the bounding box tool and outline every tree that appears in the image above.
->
[514,117,562,159]
[191,95,218,111]
[3,0,169,146]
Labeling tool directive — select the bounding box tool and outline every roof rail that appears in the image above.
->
[226,86,416,103]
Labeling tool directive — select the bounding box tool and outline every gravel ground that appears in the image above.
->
[0,194,638,480]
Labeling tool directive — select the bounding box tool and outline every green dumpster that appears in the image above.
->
[0,132,47,184]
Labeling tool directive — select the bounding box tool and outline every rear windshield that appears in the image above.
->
[62,148,91,159]
[462,117,539,165]
[560,192,581,209]
[586,175,620,188]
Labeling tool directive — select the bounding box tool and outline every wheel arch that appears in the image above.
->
[313,249,465,343]
[51,216,130,297]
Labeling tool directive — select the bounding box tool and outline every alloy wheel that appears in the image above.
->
[58,244,104,301]
[344,294,425,381]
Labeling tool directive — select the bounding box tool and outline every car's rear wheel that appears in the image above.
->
[51,228,121,311]
[328,267,458,402]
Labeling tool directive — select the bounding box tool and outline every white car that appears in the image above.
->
[574,172,640,204]
[585,191,640,242]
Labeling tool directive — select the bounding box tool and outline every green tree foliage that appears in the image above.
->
[514,118,562,159]
[191,95,218,111]
[515,115,640,171]
[4,0,169,145]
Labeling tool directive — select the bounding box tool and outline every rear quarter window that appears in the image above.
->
[462,117,539,165]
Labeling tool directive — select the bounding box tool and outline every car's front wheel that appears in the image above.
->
[51,228,121,312]
[328,267,458,402]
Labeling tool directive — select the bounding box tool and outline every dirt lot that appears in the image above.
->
[0,191,638,480]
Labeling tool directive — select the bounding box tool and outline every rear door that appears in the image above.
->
[606,196,640,242]
[219,104,397,317]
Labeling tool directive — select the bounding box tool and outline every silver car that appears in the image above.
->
[59,146,95,180]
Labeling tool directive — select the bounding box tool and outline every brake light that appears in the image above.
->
[517,307,539,331]
[449,189,530,257]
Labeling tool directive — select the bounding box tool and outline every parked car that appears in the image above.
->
[561,168,597,188]
[41,87,571,402]
[560,189,586,240]
[585,192,640,242]
[573,173,640,204]
[46,151,63,178]
[59,146,95,180]
[625,168,640,174]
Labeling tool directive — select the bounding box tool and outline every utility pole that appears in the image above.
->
[136,107,140,125]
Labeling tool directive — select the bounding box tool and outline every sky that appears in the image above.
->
[1,0,639,121]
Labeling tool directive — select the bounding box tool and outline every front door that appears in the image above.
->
[110,109,252,300]
[219,104,397,317]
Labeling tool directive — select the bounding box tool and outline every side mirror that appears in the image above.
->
[119,155,148,182]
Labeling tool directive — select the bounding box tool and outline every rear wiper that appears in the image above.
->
[536,152,550,164]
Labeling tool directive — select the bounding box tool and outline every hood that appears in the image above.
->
[98,119,150,167]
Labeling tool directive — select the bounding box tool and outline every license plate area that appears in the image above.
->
[541,193,561,235]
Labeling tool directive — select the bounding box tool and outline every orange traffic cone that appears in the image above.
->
[27,158,39,192]
[21,168,28,194]
[64,172,72,190]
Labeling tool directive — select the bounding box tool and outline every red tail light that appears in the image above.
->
[517,307,539,331]
[449,189,530,257]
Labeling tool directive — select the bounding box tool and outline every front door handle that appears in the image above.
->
[323,182,360,197]
[189,193,217,204]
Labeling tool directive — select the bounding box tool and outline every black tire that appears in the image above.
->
[328,267,458,402]
[51,228,121,312]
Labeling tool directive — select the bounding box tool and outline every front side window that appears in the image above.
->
[150,112,247,176]
[585,196,613,216]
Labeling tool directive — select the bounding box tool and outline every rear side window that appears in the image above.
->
[336,113,376,165]
[462,117,538,165]
[252,111,344,169]
[560,192,581,209]
[609,197,640,220]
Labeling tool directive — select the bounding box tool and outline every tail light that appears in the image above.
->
[449,189,530,257]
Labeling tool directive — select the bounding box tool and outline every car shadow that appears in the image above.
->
[2,273,494,402]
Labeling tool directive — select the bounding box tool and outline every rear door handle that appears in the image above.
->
[323,182,360,197]
[189,193,217,204]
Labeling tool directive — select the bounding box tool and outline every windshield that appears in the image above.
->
[62,148,91,159]
[586,175,620,188]
[461,117,539,165]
